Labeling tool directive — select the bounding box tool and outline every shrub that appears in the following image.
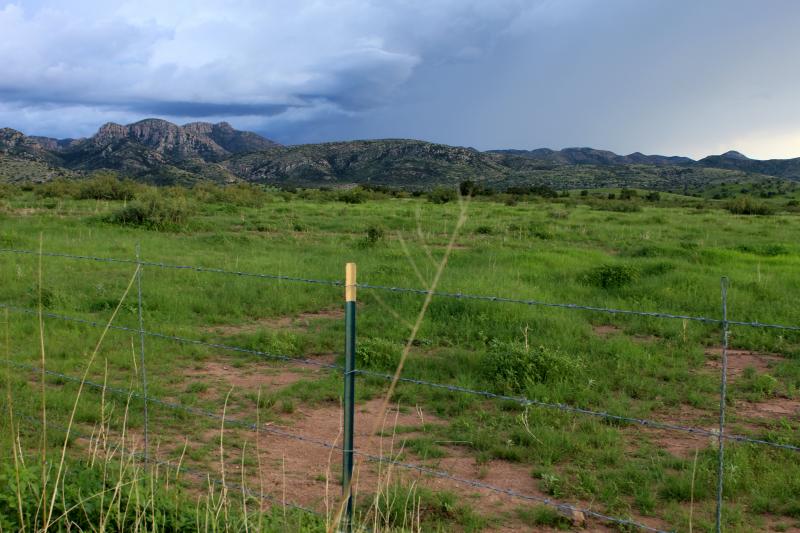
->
[107,191,192,230]
[77,173,140,200]
[482,340,582,394]
[337,187,366,204]
[356,338,401,369]
[427,186,457,204]
[361,224,385,246]
[0,183,19,199]
[475,225,493,235]
[221,183,269,207]
[645,191,661,202]
[725,196,774,215]
[592,201,642,213]
[33,179,78,198]
[583,264,639,289]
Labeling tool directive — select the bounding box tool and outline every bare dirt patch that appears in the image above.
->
[703,347,784,380]
[735,398,800,421]
[185,361,309,391]
[593,324,658,344]
[206,307,344,336]
[592,324,622,337]
[629,404,718,458]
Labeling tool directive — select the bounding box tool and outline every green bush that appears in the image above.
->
[33,179,79,198]
[107,191,193,230]
[427,186,457,204]
[337,187,366,204]
[0,183,19,199]
[363,224,385,246]
[725,197,774,215]
[583,264,639,288]
[482,340,582,394]
[356,338,401,369]
[77,173,140,201]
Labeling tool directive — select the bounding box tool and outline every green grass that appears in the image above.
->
[0,183,799,531]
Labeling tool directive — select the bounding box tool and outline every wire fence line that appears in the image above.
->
[5,406,324,520]
[2,246,799,532]
[3,361,667,533]
[2,303,798,453]
[2,247,799,331]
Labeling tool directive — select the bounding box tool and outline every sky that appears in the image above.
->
[1,0,799,159]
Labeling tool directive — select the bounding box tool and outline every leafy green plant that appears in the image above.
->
[356,338,401,369]
[726,196,774,215]
[482,339,583,393]
[427,186,457,204]
[107,190,193,230]
[583,264,639,288]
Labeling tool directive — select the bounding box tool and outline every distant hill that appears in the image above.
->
[489,147,694,167]
[2,118,799,190]
[696,150,800,180]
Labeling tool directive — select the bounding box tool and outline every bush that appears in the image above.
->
[482,340,582,394]
[107,191,192,230]
[0,183,19,199]
[361,224,385,246]
[77,173,140,200]
[337,187,366,204]
[356,338,401,369]
[427,186,457,204]
[583,264,639,289]
[645,191,661,202]
[725,197,774,215]
[33,179,79,198]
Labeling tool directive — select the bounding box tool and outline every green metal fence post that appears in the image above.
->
[342,263,357,533]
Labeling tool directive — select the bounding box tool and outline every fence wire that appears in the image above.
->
[1,304,797,453]
[4,362,668,533]
[2,247,799,331]
[5,406,323,519]
[3,246,800,532]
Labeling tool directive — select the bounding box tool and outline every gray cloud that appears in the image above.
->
[1,0,800,158]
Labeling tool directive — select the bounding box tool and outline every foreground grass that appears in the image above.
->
[0,187,798,531]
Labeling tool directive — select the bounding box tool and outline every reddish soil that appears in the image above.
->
[703,347,783,379]
[734,398,800,421]
[206,307,343,335]
[592,324,658,343]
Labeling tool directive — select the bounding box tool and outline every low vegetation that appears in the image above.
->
[0,176,798,531]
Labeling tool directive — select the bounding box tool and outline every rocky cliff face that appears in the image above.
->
[87,118,277,163]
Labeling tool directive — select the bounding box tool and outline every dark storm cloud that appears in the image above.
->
[1,0,800,157]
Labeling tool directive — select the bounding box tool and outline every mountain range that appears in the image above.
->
[2,118,799,190]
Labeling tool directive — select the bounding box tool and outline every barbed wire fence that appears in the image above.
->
[0,246,798,533]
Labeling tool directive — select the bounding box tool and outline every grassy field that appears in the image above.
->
[0,183,799,532]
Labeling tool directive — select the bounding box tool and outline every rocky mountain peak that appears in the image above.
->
[720,150,750,160]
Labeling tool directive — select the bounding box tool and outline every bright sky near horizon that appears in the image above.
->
[1,0,799,159]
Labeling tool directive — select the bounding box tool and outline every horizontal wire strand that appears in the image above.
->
[1,247,798,331]
[1,301,797,453]
[5,365,668,533]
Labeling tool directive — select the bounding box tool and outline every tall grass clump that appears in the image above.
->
[725,196,774,215]
[582,263,639,288]
[482,339,583,394]
[107,190,193,230]
[76,173,141,201]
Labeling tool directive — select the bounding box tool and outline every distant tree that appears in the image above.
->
[645,191,661,202]
[427,186,457,204]
[580,190,589,196]
[459,180,477,197]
